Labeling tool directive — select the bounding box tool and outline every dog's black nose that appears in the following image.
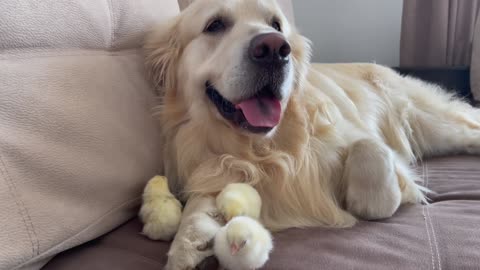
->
[249,33,291,66]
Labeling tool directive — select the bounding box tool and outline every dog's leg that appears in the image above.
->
[165,196,224,270]
[396,74,480,157]
[343,139,424,220]
[408,103,480,156]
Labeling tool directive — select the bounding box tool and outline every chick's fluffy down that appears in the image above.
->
[214,216,273,270]
[139,176,183,241]
[216,183,262,221]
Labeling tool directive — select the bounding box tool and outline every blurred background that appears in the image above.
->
[290,0,480,103]
[293,0,479,69]
[294,0,403,67]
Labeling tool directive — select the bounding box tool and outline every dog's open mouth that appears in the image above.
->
[206,82,282,134]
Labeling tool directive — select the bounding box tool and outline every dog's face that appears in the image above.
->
[146,0,311,136]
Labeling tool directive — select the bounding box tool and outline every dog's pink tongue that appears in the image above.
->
[236,97,281,127]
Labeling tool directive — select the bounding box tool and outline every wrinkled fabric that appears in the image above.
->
[0,1,179,269]
[44,156,480,270]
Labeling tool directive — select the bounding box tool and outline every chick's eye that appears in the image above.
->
[272,21,282,32]
[205,19,226,33]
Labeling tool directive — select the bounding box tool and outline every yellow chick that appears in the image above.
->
[139,176,182,241]
[214,216,273,270]
[216,183,262,222]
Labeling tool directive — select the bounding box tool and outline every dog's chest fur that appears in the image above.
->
[162,64,416,231]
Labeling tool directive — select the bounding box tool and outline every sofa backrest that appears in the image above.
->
[0,1,178,269]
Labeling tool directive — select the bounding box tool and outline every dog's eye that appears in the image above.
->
[205,19,226,33]
[272,21,282,32]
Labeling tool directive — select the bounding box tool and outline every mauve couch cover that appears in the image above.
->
[43,155,480,269]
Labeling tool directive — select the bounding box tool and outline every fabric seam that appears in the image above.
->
[13,196,141,270]
[107,0,116,49]
[0,152,40,258]
[0,49,139,60]
[426,206,442,270]
[423,206,436,270]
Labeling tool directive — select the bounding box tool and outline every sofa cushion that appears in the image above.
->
[420,156,480,202]
[42,155,480,270]
[0,1,178,269]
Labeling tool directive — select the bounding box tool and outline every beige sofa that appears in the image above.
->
[1,1,479,270]
[0,0,177,269]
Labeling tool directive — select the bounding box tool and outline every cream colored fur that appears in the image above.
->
[144,0,480,268]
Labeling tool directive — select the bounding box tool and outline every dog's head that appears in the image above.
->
[146,0,311,136]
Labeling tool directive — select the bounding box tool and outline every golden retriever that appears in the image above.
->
[143,0,480,268]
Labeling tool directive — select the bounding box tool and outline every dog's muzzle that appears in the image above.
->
[205,33,291,134]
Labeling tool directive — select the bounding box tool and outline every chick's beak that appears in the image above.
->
[230,244,240,255]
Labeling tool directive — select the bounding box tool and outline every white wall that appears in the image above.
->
[293,0,403,67]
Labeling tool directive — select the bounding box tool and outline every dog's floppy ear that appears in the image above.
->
[144,18,181,95]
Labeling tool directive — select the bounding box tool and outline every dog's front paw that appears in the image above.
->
[165,212,222,270]
[344,139,402,220]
